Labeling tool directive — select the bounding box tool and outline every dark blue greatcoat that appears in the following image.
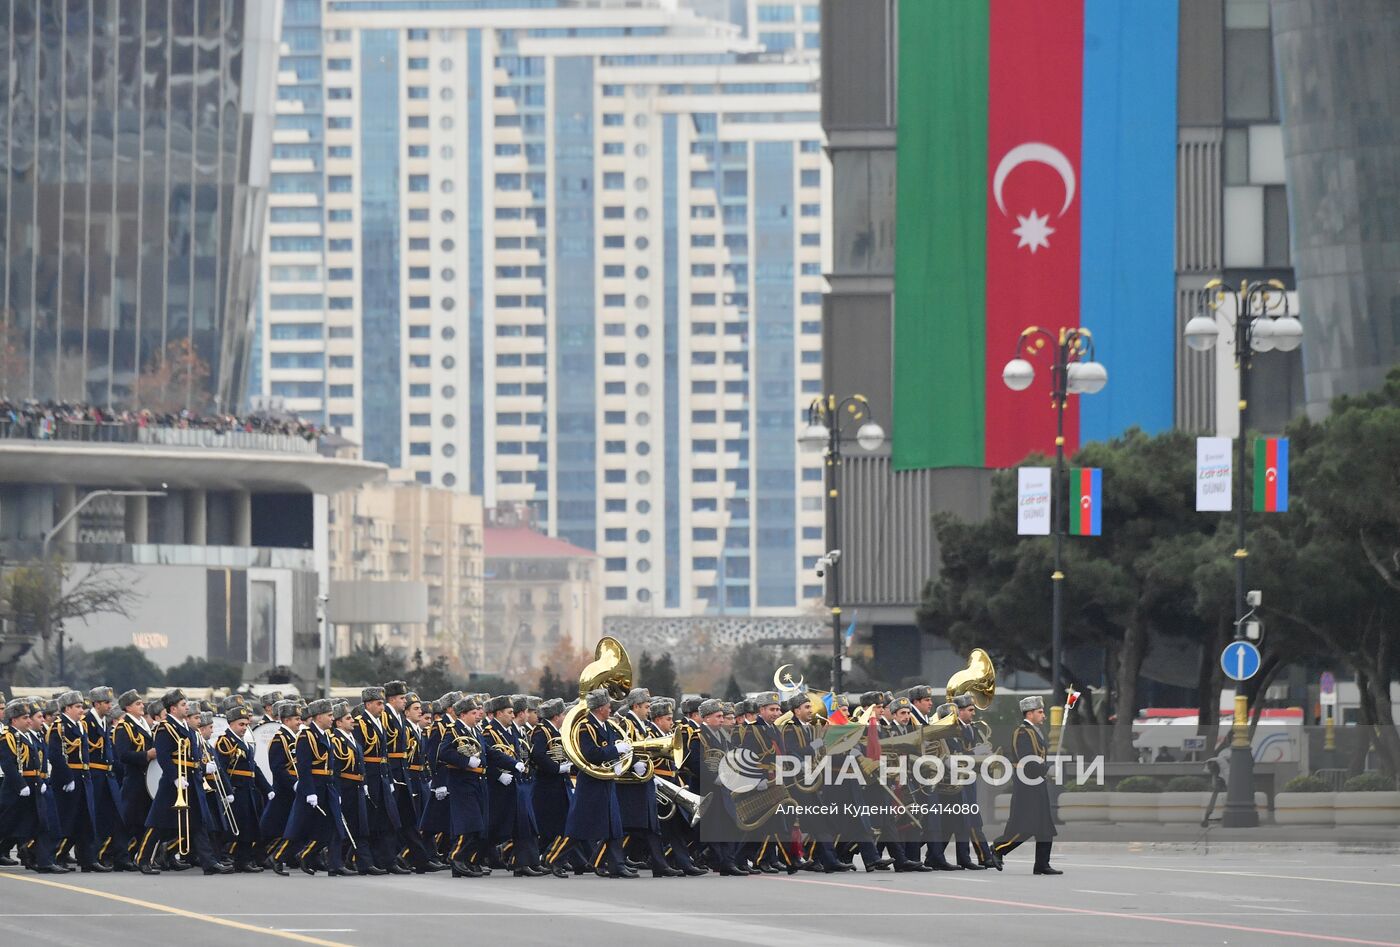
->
[113,715,155,830]
[562,712,624,843]
[144,717,215,832]
[529,719,572,840]
[436,719,489,839]
[257,725,298,838]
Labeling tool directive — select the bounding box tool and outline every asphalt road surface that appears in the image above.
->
[2,848,1397,947]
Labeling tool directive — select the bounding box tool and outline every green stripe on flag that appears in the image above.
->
[893,0,989,470]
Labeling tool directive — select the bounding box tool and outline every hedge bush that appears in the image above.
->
[1163,775,1210,792]
[1282,774,1331,793]
[1114,776,1162,793]
[1060,779,1105,793]
[1343,772,1396,792]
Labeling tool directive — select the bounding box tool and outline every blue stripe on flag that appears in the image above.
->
[1089,466,1102,535]
[1275,438,1289,512]
[1078,0,1178,444]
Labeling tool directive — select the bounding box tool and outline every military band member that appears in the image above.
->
[405,693,432,818]
[259,701,303,874]
[992,696,1060,875]
[561,688,633,878]
[648,698,707,876]
[688,698,746,876]
[113,690,155,868]
[437,696,490,877]
[214,705,269,873]
[137,690,231,875]
[532,698,577,877]
[942,694,998,870]
[275,698,338,875]
[420,692,462,854]
[325,701,374,875]
[354,686,403,873]
[0,699,60,872]
[48,690,104,872]
[381,680,440,872]
[81,686,126,869]
[614,688,678,877]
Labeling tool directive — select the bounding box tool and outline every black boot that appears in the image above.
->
[1032,840,1062,875]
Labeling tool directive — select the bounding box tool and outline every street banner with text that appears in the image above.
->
[1196,436,1232,512]
[1017,466,1052,535]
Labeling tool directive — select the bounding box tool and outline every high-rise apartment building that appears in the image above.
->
[0,0,280,408]
[256,0,827,618]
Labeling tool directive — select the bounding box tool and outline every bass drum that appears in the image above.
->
[251,720,282,783]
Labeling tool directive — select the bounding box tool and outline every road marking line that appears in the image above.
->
[1073,862,1400,889]
[1073,889,1137,896]
[774,876,1400,947]
[0,874,355,947]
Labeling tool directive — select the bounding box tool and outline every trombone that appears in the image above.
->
[202,735,239,837]
[173,731,191,857]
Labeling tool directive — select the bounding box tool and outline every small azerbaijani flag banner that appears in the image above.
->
[1068,467,1101,536]
[1253,437,1289,512]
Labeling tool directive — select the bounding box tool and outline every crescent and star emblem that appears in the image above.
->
[1266,467,1277,483]
[992,142,1077,254]
[1080,496,1092,510]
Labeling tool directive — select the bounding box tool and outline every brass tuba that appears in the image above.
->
[559,636,636,780]
[946,648,996,709]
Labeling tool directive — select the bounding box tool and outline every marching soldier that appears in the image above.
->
[275,698,338,876]
[83,686,128,869]
[647,698,707,876]
[380,680,440,871]
[137,690,231,875]
[437,695,490,877]
[689,698,745,876]
[941,694,998,870]
[214,705,269,872]
[561,688,633,878]
[534,698,581,877]
[354,686,403,873]
[615,688,679,877]
[328,701,375,875]
[736,691,793,873]
[112,691,155,869]
[48,690,106,872]
[992,696,1061,874]
[0,699,61,872]
[259,700,303,874]
[420,692,462,856]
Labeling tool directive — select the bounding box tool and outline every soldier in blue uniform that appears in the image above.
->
[259,700,303,874]
[48,690,106,872]
[0,699,61,872]
[615,688,679,877]
[992,696,1061,875]
[534,698,582,876]
[112,690,156,869]
[940,693,998,870]
[353,686,403,873]
[647,698,707,876]
[561,688,633,878]
[82,686,129,869]
[437,696,491,876]
[214,705,270,873]
[326,700,374,875]
[136,690,231,875]
[275,698,338,876]
[380,680,441,872]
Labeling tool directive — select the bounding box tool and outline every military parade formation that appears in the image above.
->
[0,639,1061,881]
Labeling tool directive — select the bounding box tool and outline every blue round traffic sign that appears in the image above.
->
[1221,640,1262,682]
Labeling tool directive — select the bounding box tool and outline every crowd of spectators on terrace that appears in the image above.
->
[0,399,321,442]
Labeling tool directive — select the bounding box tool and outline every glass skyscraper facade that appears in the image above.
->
[255,0,826,618]
[0,0,279,408]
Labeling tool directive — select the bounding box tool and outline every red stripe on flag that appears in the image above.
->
[983,0,1085,468]
[1265,437,1279,512]
[1077,468,1092,535]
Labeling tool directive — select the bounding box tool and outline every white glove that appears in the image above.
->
[62,781,75,792]
[468,755,481,769]
[614,740,633,755]
[175,778,187,790]
[267,791,276,801]
[613,760,627,776]
[433,786,449,800]
[39,783,46,794]
[514,761,525,773]
[205,761,218,774]
[306,794,318,808]
[388,782,396,793]
[19,786,30,797]
[363,786,370,797]
[755,778,770,791]
[559,762,573,774]
[225,794,235,803]
[498,772,513,786]
[632,760,648,777]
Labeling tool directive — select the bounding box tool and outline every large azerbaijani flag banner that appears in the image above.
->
[893,0,1179,470]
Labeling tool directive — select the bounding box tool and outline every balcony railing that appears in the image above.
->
[0,419,317,454]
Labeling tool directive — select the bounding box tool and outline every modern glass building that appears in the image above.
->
[0,0,280,409]
[255,0,827,618]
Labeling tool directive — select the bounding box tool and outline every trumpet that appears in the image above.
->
[173,729,191,857]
